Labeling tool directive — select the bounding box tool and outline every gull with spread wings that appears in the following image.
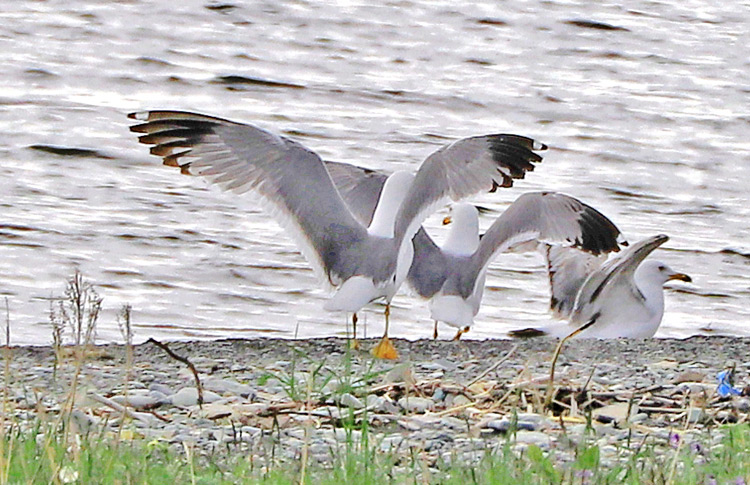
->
[129,110,545,358]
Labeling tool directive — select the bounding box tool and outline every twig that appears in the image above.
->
[467,344,518,388]
[146,338,204,408]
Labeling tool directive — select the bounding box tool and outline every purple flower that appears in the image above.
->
[704,477,717,485]
[734,477,746,485]
[690,442,705,455]
[669,431,680,448]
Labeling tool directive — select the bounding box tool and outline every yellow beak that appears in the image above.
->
[668,272,692,283]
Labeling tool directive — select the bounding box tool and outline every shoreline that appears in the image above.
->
[4,336,749,469]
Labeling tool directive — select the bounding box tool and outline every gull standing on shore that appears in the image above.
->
[129,110,546,358]
[512,234,691,339]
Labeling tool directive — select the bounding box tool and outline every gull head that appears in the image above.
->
[442,203,478,226]
[441,203,480,256]
[639,260,692,286]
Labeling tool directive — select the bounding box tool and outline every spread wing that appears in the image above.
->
[393,135,547,247]
[129,110,367,285]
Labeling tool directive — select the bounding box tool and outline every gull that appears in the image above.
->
[128,110,546,358]
[511,233,692,340]
[528,234,693,403]
[324,159,624,339]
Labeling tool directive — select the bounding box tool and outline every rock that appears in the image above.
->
[420,362,448,372]
[149,383,173,396]
[200,403,236,420]
[593,402,639,424]
[339,393,365,409]
[398,396,435,413]
[310,406,344,420]
[452,394,472,407]
[673,370,706,384]
[380,434,405,452]
[486,413,544,432]
[71,409,97,435]
[687,408,705,423]
[383,363,415,386]
[366,395,399,414]
[515,431,552,449]
[203,378,256,398]
[111,391,165,411]
[169,387,221,407]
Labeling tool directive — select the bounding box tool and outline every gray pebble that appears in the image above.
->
[515,431,552,449]
[203,378,256,398]
[149,383,173,396]
[111,392,164,410]
[398,396,435,413]
[170,387,221,407]
[339,393,365,409]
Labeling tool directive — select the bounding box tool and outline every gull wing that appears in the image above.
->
[129,110,367,285]
[571,234,669,324]
[393,134,547,246]
[468,192,622,286]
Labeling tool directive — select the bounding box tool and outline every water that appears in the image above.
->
[1,0,747,346]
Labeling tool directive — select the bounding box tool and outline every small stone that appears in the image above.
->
[380,434,405,452]
[673,370,706,384]
[200,403,235,420]
[149,383,173,396]
[452,394,472,407]
[339,393,365,409]
[383,363,415,386]
[111,392,164,411]
[310,406,343,420]
[734,398,750,412]
[398,396,435,413]
[687,408,704,423]
[486,413,544,432]
[515,431,552,449]
[169,387,221,407]
[593,402,639,424]
[203,378,256,398]
[432,388,446,402]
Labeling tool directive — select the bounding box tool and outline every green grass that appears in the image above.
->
[1,415,749,484]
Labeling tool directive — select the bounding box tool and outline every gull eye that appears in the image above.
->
[658,264,666,271]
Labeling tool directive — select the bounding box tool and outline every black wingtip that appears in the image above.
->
[576,204,624,255]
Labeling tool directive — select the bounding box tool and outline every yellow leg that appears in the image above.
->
[372,304,398,360]
[348,313,360,350]
[433,321,439,340]
[545,320,594,408]
[452,326,470,341]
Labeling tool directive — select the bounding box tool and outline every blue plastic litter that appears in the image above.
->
[716,369,742,397]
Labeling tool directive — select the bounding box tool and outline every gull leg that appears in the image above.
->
[452,326,470,341]
[433,321,439,340]
[545,320,596,409]
[349,313,360,350]
[372,303,398,360]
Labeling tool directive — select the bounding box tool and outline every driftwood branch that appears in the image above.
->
[146,338,204,408]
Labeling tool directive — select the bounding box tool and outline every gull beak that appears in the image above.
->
[442,216,452,225]
[668,272,692,283]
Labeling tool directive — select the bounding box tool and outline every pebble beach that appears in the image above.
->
[5,337,749,471]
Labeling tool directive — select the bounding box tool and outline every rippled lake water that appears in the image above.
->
[1,0,747,345]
